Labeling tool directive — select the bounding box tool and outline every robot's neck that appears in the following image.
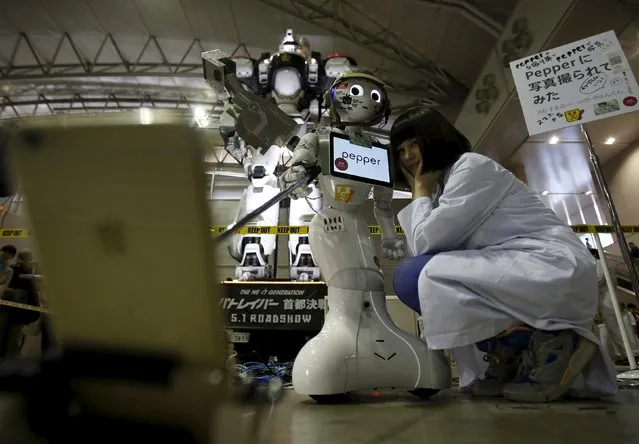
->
[342,125,363,136]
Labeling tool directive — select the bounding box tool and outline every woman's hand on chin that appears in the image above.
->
[409,163,442,199]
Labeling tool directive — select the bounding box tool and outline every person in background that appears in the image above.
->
[629,242,639,259]
[0,244,19,357]
[590,248,626,362]
[0,244,16,288]
[390,106,617,403]
[2,249,41,357]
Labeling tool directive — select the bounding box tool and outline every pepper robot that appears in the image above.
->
[279,68,451,401]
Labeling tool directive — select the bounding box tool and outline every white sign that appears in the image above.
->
[510,30,639,136]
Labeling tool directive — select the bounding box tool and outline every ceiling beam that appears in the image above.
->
[410,0,503,37]
[0,92,222,122]
[0,32,442,99]
[254,0,468,98]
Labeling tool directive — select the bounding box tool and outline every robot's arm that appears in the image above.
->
[279,132,320,198]
[202,50,300,154]
[372,186,398,239]
[289,131,319,166]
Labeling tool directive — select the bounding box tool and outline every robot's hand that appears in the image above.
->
[279,164,312,199]
[381,237,405,261]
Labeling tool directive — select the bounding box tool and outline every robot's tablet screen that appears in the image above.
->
[329,132,393,188]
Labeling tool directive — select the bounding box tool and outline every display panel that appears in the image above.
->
[329,132,393,188]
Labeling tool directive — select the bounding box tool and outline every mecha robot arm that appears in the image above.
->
[373,186,405,260]
[202,50,300,154]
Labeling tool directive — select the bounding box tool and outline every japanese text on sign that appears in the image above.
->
[221,283,327,330]
[510,30,639,136]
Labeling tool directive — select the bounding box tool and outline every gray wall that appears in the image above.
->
[211,198,412,294]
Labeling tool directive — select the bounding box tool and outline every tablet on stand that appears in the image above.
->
[328,132,394,188]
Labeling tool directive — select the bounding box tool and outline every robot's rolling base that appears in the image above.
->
[290,209,451,402]
[291,289,451,401]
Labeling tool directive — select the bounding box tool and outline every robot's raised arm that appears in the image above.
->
[289,131,319,166]
[202,49,300,154]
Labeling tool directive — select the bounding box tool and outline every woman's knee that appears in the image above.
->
[393,254,437,313]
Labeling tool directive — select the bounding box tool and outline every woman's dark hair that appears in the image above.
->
[390,107,471,190]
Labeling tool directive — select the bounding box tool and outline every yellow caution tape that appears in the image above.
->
[0,299,51,314]
[0,229,32,238]
[571,225,639,234]
[209,225,405,235]
[3,225,639,239]
[208,225,639,236]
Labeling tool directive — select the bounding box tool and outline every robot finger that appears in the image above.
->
[292,186,312,198]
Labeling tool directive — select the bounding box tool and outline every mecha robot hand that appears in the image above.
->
[279,165,312,199]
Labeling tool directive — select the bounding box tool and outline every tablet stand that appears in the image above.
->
[0,343,280,444]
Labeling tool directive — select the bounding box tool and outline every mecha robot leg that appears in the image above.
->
[288,184,322,282]
[228,185,279,281]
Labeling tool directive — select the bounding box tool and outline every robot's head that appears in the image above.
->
[279,29,301,54]
[323,68,391,126]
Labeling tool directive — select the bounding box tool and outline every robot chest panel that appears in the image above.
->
[319,176,371,206]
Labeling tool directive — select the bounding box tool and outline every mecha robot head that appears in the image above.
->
[322,67,391,127]
[279,29,302,55]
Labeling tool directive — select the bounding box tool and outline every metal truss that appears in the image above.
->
[413,0,503,37]
[0,32,206,79]
[254,0,469,100]
[0,32,437,101]
[0,92,219,118]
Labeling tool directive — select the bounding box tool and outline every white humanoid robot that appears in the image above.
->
[226,136,281,281]
[279,69,451,401]
[228,29,326,281]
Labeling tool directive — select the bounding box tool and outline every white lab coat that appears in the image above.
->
[397,152,617,396]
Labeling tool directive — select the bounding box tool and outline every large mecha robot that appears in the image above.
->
[279,69,452,401]
[223,30,356,281]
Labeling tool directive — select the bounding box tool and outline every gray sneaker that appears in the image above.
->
[503,330,597,403]
[468,343,522,397]
[469,327,534,397]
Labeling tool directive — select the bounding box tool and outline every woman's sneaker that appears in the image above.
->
[468,327,534,397]
[503,330,597,403]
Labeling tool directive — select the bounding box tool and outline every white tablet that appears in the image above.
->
[329,131,394,188]
[7,112,227,368]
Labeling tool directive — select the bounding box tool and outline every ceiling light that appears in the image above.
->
[548,135,559,144]
[139,107,152,125]
[193,106,210,128]
[585,190,593,196]
[541,190,549,196]
[604,137,616,145]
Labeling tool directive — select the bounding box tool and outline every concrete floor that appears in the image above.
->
[262,388,639,444]
[7,330,639,443]
[1,381,638,443]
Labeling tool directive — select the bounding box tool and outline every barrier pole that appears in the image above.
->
[581,125,639,304]
[594,232,636,371]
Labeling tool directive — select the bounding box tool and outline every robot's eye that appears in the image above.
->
[370,89,382,103]
[349,85,363,96]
